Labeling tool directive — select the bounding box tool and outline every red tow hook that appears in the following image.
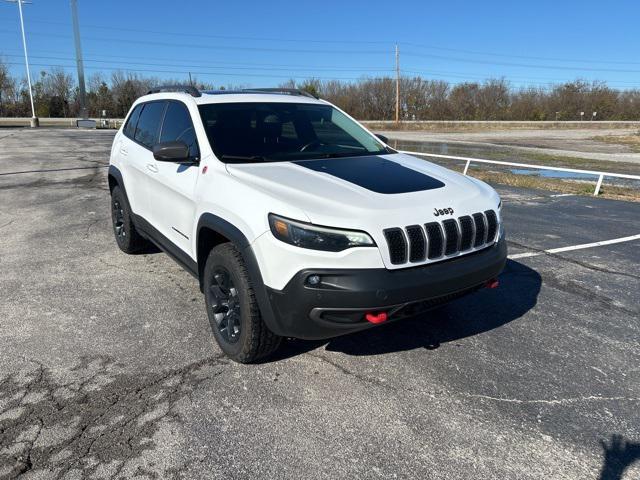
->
[485,278,500,289]
[365,311,388,324]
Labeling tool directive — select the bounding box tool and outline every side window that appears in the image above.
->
[123,104,143,139]
[160,102,200,159]
[134,101,166,149]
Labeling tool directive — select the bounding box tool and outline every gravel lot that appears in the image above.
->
[0,128,639,479]
[380,128,640,164]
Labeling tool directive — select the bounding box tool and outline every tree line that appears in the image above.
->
[1,60,639,121]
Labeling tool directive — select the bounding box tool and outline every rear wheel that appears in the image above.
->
[204,243,281,363]
[110,185,149,254]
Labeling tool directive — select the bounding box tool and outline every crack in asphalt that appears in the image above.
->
[0,355,230,479]
[306,352,401,394]
[464,393,640,405]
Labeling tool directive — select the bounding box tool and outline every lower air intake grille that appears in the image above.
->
[384,210,499,266]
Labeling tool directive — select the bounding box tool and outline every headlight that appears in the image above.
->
[268,214,375,252]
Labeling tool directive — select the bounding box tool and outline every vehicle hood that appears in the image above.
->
[226,153,500,230]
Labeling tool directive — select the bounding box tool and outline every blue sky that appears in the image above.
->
[1,0,639,90]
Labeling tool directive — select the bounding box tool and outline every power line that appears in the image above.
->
[0,47,394,70]
[5,61,640,89]
[3,28,639,75]
[2,17,639,67]
[399,41,640,66]
[0,17,394,45]
[0,29,391,55]
[0,53,395,73]
[2,17,638,67]
[403,50,640,74]
[0,61,372,81]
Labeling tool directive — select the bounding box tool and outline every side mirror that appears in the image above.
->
[153,141,192,163]
[375,133,389,144]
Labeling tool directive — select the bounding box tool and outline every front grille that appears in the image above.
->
[472,212,486,247]
[485,210,498,243]
[383,228,407,264]
[406,225,426,262]
[425,222,444,259]
[442,219,459,255]
[384,210,499,266]
[459,216,474,251]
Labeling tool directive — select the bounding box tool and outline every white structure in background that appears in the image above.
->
[5,0,38,127]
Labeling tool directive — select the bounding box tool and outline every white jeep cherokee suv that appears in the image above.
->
[108,86,507,363]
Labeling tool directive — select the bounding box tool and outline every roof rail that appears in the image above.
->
[241,88,319,100]
[146,85,201,97]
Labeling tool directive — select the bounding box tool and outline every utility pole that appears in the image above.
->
[395,44,400,125]
[70,0,91,125]
[5,0,38,127]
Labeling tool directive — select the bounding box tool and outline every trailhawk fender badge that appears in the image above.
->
[433,207,454,217]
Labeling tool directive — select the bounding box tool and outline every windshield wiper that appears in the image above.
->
[220,154,267,163]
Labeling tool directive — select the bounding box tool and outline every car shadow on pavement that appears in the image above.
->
[274,259,541,360]
[598,434,640,480]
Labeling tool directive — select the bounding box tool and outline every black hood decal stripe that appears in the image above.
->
[293,156,445,194]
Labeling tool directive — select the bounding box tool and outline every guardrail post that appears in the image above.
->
[463,159,471,175]
[594,174,604,196]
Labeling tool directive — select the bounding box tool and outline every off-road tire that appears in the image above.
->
[110,185,149,254]
[204,243,282,363]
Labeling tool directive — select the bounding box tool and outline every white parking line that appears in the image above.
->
[509,234,640,259]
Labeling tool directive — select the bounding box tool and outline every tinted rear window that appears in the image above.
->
[134,102,166,148]
[123,104,143,139]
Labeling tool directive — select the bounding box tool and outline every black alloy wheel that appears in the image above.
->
[207,267,241,343]
[112,198,126,240]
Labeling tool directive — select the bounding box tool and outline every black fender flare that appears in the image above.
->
[196,213,282,336]
[108,165,126,195]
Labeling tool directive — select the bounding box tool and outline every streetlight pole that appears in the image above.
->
[70,0,87,121]
[5,0,38,127]
[395,44,400,125]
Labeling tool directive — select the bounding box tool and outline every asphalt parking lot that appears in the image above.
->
[0,128,639,479]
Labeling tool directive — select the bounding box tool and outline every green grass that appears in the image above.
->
[467,168,640,202]
[591,134,640,153]
[395,141,640,176]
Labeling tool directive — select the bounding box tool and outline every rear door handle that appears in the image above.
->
[119,147,128,156]
[146,163,159,173]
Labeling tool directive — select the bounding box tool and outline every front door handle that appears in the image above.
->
[146,164,159,173]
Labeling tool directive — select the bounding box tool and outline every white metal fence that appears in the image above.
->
[400,150,640,196]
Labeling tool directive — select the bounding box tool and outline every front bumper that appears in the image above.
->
[264,237,507,339]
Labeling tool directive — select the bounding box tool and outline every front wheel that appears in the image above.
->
[110,185,149,254]
[203,243,282,363]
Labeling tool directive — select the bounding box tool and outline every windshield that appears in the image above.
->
[198,102,390,163]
